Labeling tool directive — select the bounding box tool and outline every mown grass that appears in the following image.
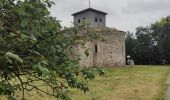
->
[1,65,170,100]
[69,65,170,100]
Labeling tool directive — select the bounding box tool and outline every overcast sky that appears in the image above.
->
[50,0,170,32]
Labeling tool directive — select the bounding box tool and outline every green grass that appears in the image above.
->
[1,65,170,100]
[70,65,170,100]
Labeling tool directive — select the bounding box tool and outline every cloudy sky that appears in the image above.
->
[50,0,170,32]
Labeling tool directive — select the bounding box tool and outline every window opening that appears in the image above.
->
[78,19,80,23]
[95,44,98,53]
[100,18,102,22]
[95,17,98,22]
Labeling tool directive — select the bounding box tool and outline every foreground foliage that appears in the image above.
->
[4,66,169,100]
[0,0,100,99]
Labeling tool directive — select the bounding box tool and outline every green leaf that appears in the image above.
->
[9,33,17,37]
[33,63,49,76]
[30,35,37,43]
[6,52,23,63]
[21,20,28,27]
[21,33,29,39]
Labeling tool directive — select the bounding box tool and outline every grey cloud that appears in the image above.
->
[50,0,170,32]
[122,0,170,14]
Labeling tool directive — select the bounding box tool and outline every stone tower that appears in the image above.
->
[72,8,107,28]
[71,8,126,67]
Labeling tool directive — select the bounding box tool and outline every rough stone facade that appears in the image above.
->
[70,8,125,67]
[77,28,126,67]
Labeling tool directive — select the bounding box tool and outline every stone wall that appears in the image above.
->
[78,29,126,67]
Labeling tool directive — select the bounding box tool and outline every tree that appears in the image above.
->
[125,16,170,65]
[134,26,153,64]
[125,31,136,62]
[0,0,99,99]
[151,16,170,63]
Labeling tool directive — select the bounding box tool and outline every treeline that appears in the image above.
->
[126,15,170,65]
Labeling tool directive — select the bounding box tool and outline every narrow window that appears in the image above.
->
[95,17,98,22]
[95,44,98,53]
[122,46,124,54]
[78,19,80,23]
[100,18,102,22]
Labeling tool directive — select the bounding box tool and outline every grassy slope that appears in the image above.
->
[1,65,170,100]
[70,65,170,100]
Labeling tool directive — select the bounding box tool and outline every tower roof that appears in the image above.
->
[72,8,108,16]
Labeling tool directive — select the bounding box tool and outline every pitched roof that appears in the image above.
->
[72,8,108,16]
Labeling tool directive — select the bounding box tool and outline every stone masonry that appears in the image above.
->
[77,28,126,67]
[71,8,126,67]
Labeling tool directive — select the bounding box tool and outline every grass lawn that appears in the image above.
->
[70,65,170,100]
[1,65,170,100]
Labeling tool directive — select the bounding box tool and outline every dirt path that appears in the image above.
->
[166,75,170,100]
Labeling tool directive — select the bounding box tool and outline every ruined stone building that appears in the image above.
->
[71,8,126,67]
